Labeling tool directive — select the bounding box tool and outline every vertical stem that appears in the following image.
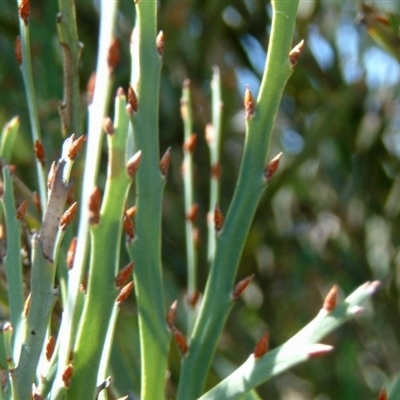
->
[181,81,198,335]
[176,1,299,398]
[207,67,223,265]
[16,0,47,213]
[126,1,169,399]
[52,1,118,396]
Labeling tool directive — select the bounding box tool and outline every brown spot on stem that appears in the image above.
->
[66,236,77,270]
[156,31,165,56]
[60,201,78,231]
[183,134,197,153]
[88,187,102,225]
[116,281,134,305]
[378,388,388,400]
[186,203,199,223]
[214,203,224,232]
[18,0,30,25]
[16,199,28,221]
[107,38,120,72]
[103,117,115,135]
[173,327,188,355]
[46,336,55,361]
[34,140,46,167]
[159,147,171,178]
[126,151,142,177]
[127,85,138,113]
[62,364,73,387]
[68,135,86,160]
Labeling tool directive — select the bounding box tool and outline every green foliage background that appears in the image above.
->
[1,0,400,399]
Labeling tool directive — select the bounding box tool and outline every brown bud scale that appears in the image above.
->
[253,331,269,359]
[167,300,178,328]
[214,203,224,232]
[127,85,138,113]
[108,38,120,72]
[16,199,28,221]
[232,274,255,300]
[173,327,188,355]
[88,187,102,225]
[34,140,46,167]
[62,364,73,387]
[265,152,282,182]
[60,202,78,230]
[18,0,30,24]
[66,237,77,270]
[46,336,56,361]
[244,86,255,119]
[323,284,338,312]
[68,135,86,160]
[378,388,388,400]
[116,262,134,288]
[117,281,134,304]
[159,147,171,177]
[183,134,197,153]
[289,39,305,67]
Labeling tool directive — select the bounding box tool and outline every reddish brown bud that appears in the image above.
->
[244,85,255,119]
[123,212,134,240]
[107,38,120,72]
[60,202,78,230]
[173,327,188,355]
[127,85,138,113]
[156,30,165,56]
[62,364,73,387]
[87,72,96,104]
[116,262,134,288]
[214,203,224,232]
[289,39,305,67]
[33,191,41,213]
[16,199,28,221]
[307,343,334,358]
[378,388,388,400]
[68,135,86,160]
[34,140,46,167]
[159,147,171,178]
[66,237,77,270]
[15,36,22,66]
[186,203,199,223]
[23,293,31,317]
[167,300,178,328]
[32,386,44,400]
[192,227,200,249]
[103,117,115,135]
[232,274,255,300]
[265,152,282,182]
[47,161,57,190]
[117,281,134,305]
[126,205,136,219]
[210,162,221,180]
[18,0,30,24]
[183,134,197,153]
[323,284,338,312]
[46,336,55,361]
[88,187,102,225]
[126,151,142,177]
[187,290,200,307]
[253,331,269,359]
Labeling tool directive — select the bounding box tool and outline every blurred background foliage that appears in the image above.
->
[1,0,400,399]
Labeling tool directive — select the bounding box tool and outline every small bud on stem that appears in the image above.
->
[265,152,282,182]
[244,85,255,119]
[289,39,305,67]
[159,147,171,177]
[126,151,142,177]
[60,202,78,230]
[253,332,269,359]
[214,203,224,232]
[323,284,338,312]
[88,187,102,225]
[34,140,46,167]
[115,262,134,288]
[232,274,255,300]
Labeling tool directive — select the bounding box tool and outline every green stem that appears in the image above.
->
[199,281,379,399]
[56,0,83,136]
[126,1,169,399]
[0,167,24,340]
[207,66,223,265]
[181,81,198,335]
[64,89,130,400]
[16,0,47,214]
[176,1,299,398]
[52,1,118,395]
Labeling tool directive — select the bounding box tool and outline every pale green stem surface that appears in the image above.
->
[0,167,24,339]
[176,1,299,398]
[16,1,47,213]
[207,66,223,265]
[56,0,83,136]
[65,90,131,400]
[53,1,118,394]
[181,82,198,335]
[199,281,379,399]
[126,0,169,399]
